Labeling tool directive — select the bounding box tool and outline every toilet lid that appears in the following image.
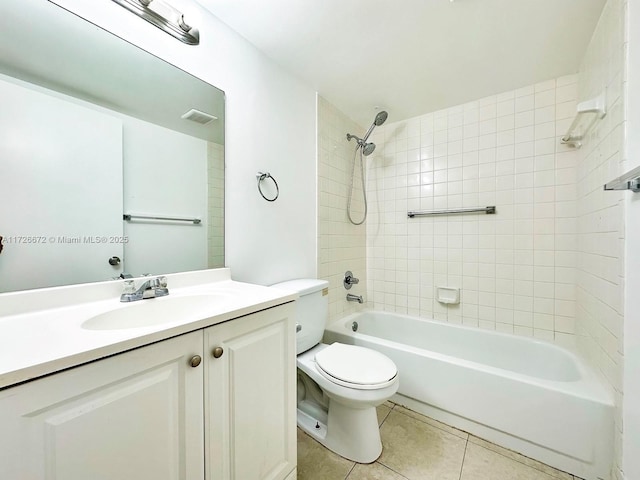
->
[314,343,397,389]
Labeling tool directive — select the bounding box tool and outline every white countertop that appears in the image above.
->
[0,268,297,390]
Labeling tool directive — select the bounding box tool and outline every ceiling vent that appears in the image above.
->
[181,109,218,125]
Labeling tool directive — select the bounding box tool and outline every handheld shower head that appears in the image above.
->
[362,110,388,143]
[374,110,388,126]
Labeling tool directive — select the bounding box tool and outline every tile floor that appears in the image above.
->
[297,402,584,480]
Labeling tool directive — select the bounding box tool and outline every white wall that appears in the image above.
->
[50,0,318,286]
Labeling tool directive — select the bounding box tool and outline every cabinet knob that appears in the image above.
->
[189,355,202,367]
[212,346,224,358]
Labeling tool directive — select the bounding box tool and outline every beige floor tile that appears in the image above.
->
[377,404,393,426]
[346,462,409,480]
[461,442,561,480]
[468,435,573,479]
[378,410,467,480]
[297,428,354,480]
[394,405,469,440]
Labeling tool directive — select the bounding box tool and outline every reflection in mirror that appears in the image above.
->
[0,0,225,293]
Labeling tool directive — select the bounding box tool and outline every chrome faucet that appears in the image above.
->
[120,276,169,302]
[343,271,360,289]
[346,293,364,304]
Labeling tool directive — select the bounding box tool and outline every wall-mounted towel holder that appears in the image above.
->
[256,171,279,202]
[561,91,606,148]
[408,206,495,217]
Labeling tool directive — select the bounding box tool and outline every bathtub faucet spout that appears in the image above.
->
[346,293,364,304]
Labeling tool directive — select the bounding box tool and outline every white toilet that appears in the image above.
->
[271,279,399,463]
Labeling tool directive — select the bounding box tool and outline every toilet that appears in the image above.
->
[271,279,399,463]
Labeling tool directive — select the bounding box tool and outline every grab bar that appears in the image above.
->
[123,214,201,225]
[603,164,640,192]
[408,206,496,218]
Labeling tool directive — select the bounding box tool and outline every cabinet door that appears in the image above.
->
[0,331,204,480]
[205,303,296,480]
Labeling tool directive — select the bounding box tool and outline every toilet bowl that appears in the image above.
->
[271,279,399,463]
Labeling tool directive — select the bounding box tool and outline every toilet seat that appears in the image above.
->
[314,343,397,390]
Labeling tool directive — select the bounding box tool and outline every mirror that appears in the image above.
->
[0,0,225,293]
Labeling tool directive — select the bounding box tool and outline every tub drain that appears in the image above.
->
[351,321,358,332]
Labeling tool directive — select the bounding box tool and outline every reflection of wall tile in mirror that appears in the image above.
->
[208,141,225,268]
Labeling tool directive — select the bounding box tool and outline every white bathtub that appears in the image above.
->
[323,311,614,480]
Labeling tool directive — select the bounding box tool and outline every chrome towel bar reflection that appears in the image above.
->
[123,214,201,225]
[408,206,496,218]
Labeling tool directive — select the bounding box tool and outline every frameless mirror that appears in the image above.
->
[0,0,225,293]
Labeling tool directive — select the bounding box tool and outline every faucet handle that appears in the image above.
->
[148,276,167,288]
[343,270,360,289]
[122,279,136,294]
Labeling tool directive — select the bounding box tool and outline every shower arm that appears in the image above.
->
[346,133,365,146]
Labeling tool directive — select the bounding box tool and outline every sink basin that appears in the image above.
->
[81,294,228,330]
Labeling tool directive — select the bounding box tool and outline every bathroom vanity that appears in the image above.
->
[0,269,297,480]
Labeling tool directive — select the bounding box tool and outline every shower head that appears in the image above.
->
[362,142,376,156]
[362,110,389,143]
[374,111,388,126]
[346,133,376,156]
[346,110,387,156]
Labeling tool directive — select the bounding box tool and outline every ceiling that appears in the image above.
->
[197,0,606,127]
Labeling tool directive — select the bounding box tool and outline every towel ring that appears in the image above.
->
[256,171,279,202]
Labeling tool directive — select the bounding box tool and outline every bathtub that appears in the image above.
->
[323,311,614,480]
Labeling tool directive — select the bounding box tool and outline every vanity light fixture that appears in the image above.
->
[111,0,199,45]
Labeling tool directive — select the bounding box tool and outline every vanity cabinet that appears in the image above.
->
[0,330,205,480]
[205,305,297,480]
[0,303,296,480]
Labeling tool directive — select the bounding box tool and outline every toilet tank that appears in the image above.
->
[271,279,329,354]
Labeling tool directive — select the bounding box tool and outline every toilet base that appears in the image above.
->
[296,344,398,463]
[297,402,382,463]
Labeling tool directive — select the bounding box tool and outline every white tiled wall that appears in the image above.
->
[575,0,626,477]
[317,96,368,321]
[364,77,580,347]
[207,141,224,268]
